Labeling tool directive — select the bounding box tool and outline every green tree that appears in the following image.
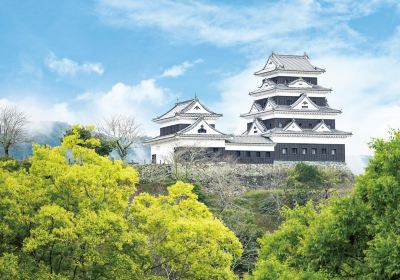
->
[250,130,400,279]
[0,125,241,279]
[63,125,115,157]
[129,181,242,279]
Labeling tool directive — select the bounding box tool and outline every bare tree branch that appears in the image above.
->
[0,105,29,157]
[98,115,141,161]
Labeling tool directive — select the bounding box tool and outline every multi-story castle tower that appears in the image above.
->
[240,52,351,162]
[147,52,351,164]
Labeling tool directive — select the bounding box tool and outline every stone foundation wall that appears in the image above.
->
[135,162,353,195]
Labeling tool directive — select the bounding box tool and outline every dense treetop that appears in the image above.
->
[249,130,400,279]
[0,125,241,279]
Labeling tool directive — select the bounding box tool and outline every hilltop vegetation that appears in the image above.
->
[0,126,241,279]
[1,124,400,279]
[248,130,400,279]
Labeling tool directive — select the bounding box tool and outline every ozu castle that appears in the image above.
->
[147,53,352,164]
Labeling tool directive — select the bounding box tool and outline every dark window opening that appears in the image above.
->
[236,151,241,157]
[266,152,271,157]
[246,151,251,157]
[292,148,298,154]
[213,148,219,153]
[299,123,302,127]
[302,148,307,155]
[286,99,292,105]
[282,148,287,155]
[309,123,313,128]
[198,125,207,133]
[151,154,156,164]
[312,148,317,155]
[256,151,261,157]
[322,148,327,154]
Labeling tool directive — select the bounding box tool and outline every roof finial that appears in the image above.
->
[194,92,198,100]
[303,51,309,58]
[176,97,179,104]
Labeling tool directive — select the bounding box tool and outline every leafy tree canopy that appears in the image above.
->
[0,125,241,279]
[249,130,400,279]
[63,125,115,157]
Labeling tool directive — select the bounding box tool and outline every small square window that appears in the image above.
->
[331,149,336,155]
[302,148,307,155]
[282,148,287,155]
[255,151,261,157]
[266,152,271,157]
[312,148,317,155]
[292,148,298,154]
[246,151,251,157]
[322,148,327,154]
[213,148,218,153]
[236,151,241,157]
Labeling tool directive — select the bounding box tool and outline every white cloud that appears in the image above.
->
[94,79,170,133]
[96,0,398,50]
[161,59,203,78]
[0,77,172,137]
[45,52,104,76]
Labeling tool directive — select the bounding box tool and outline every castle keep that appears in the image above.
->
[146,53,351,164]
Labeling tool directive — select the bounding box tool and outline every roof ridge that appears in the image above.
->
[273,53,308,57]
[175,98,195,105]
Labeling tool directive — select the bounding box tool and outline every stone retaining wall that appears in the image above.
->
[135,162,353,195]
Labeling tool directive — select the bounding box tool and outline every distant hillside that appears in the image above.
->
[3,122,70,160]
[2,122,152,163]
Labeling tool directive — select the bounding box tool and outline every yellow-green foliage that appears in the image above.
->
[129,181,242,279]
[250,130,400,279]
[0,125,242,279]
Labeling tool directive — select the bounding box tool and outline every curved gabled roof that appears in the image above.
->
[153,98,222,122]
[176,117,226,135]
[254,53,325,76]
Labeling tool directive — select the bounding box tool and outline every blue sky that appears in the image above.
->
[1,0,400,170]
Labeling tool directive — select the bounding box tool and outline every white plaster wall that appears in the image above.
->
[185,101,210,114]
[150,138,226,164]
[182,120,221,135]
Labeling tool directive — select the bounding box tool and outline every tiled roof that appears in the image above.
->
[227,135,274,144]
[153,98,221,121]
[264,128,352,136]
[240,105,341,117]
[254,118,267,132]
[255,53,325,76]
[249,79,330,95]
[154,99,193,120]
[271,53,323,72]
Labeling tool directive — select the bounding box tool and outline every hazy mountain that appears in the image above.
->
[2,122,152,163]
